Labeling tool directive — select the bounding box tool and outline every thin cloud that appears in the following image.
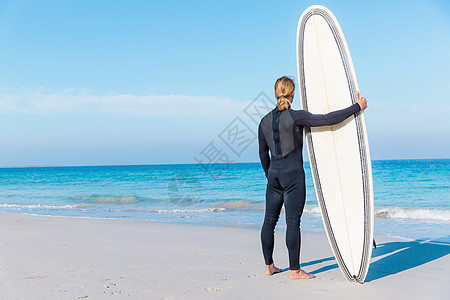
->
[0,89,257,119]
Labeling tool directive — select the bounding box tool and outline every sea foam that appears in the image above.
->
[374,206,450,222]
[302,204,450,222]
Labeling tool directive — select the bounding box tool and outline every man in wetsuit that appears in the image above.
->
[258,76,367,279]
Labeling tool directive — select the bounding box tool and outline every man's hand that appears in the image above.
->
[355,91,367,111]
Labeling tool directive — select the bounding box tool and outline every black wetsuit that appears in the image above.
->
[258,103,361,270]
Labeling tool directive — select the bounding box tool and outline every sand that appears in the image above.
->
[0,212,449,299]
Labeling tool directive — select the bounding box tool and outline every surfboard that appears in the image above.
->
[296,5,374,283]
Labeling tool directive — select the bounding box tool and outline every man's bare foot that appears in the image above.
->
[265,263,282,276]
[289,269,315,280]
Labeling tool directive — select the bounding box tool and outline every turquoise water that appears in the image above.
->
[0,159,449,243]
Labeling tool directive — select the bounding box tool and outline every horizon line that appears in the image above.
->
[0,157,449,169]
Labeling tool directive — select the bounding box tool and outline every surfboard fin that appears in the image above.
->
[373,239,377,249]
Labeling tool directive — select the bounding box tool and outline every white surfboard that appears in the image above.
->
[296,5,374,283]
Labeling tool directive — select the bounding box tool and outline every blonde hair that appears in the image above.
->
[274,76,295,111]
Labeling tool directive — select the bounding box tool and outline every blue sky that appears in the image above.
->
[0,0,449,167]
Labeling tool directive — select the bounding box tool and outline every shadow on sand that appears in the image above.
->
[305,237,450,282]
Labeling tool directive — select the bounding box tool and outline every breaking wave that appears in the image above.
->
[301,204,450,222]
[374,206,450,222]
[213,200,262,209]
[69,195,143,204]
[1,200,449,223]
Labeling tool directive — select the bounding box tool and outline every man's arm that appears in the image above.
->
[293,91,367,127]
[258,124,270,178]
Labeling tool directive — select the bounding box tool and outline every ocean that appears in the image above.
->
[0,159,449,243]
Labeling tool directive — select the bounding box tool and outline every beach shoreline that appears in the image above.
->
[0,212,449,299]
[1,160,449,246]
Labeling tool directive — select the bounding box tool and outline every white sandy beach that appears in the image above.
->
[0,212,449,300]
